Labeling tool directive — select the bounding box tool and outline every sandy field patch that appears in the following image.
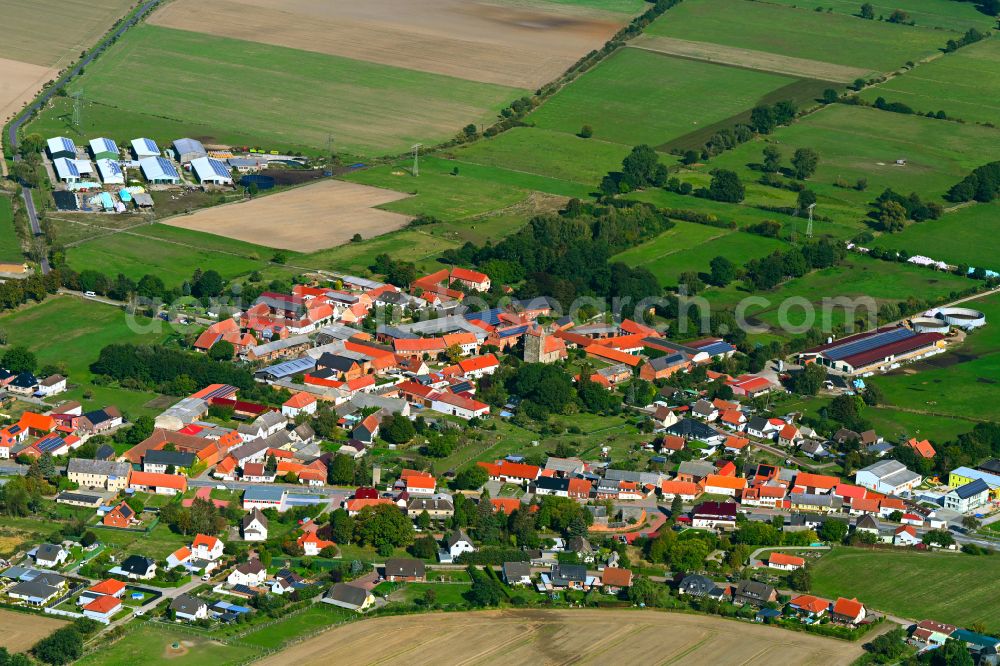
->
[630,34,871,82]
[149,0,626,89]
[0,609,68,653]
[162,180,413,252]
[257,609,864,665]
[0,58,57,124]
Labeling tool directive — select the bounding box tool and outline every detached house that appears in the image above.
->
[170,594,209,622]
[831,597,866,625]
[241,509,269,541]
[733,580,777,607]
[228,560,267,587]
[384,558,425,582]
[191,534,224,561]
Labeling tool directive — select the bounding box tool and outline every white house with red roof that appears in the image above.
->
[430,391,489,420]
[893,525,920,546]
[448,267,491,292]
[192,534,224,561]
[478,460,540,484]
[282,392,318,418]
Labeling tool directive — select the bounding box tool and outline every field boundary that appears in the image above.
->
[629,34,870,82]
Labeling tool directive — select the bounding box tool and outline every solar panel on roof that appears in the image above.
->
[824,328,914,361]
[100,138,118,153]
[57,159,80,178]
[37,437,66,453]
[60,137,75,152]
[208,158,231,178]
[155,156,179,178]
[142,138,157,152]
[499,325,529,338]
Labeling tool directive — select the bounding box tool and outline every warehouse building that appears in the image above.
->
[96,159,125,185]
[89,137,119,161]
[46,137,77,160]
[53,158,81,183]
[190,156,233,185]
[139,156,181,185]
[173,138,207,164]
[797,326,945,376]
[131,137,160,159]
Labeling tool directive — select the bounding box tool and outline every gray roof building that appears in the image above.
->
[324,583,370,611]
[67,458,131,478]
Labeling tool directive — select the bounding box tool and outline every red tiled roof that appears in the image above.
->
[769,552,805,567]
[601,567,633,587]
[89,579,126,596]
[129,471,187,491]
[450,267,489,284]
[907,438,936,458]
[585,344,641,367]
[84,595,121,614]
[704,474,747,490]
[832,597,864,618]
[790,594,829,614]
[283,392,317,409]
[795,472,839,490]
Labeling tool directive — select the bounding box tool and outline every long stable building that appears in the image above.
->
[797,326,945,375]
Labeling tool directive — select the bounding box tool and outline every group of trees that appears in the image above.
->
[690,99,798,160]
[91,344,255,393]
[0,269,60,313]
[441,202,669,307]
[160,497,233,536]
[946,160,1000,203]
[749,101,798,135]
[945,27,988,53]
[600,144,669,195]
[742,239,845,292]
[873,188,943,232]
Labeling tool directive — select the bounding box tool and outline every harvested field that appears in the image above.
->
[256,609,863,665]
[149,0,629,89]
[630,34,869,83]
[1,0,135,67]
[162,180,413,252]
[0,609,67,652]
[0,57,56,123]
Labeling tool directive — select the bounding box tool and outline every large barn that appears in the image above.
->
[173,138,207,164]
[53,157,81,183]
[190,156,233,185]
[797,326,945,375]
[131,137,160,159]
[96,159,125,185]
[89,137,120,161]
[46,136,77,160]
[139,156,181,185]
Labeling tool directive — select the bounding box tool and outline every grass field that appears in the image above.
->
[527,48,798,147]
[763,0,997,33]
[612,220,787,286]
[76,625,261,666]
[645,0,950,73]
[0,296,185,418]
[704,253,973,333]
[451,127,628,186]
[240,605,355,649]
[0,196,22,262]
[256,609,863,665]
[693,105,1000,226]
[861,37,1000,127]
[811,547,1000,633]
[874,291,1000,423]
[876,202,1000,272]
[31,24,526,156]
[65,224,278,285]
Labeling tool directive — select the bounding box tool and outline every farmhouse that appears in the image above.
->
[190,156,234,185]
[139,156,181,184]
[797,326,945,375]
[128,471,188,495]
[67,458,131,491]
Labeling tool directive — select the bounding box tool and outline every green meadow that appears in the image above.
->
[645,0,950,73]
[527,48,798,147]
[28,24,526,156]
[811,547,1000,633]
[876,202,1000,272]
[763,0,997,32]
[861,37,1000,127]
[0,196,22,262]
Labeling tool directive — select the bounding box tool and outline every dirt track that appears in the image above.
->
[630,34,870,82]
[0,609,67,652]
[257,609,863,665]
[161,180,412,252]
[149,0,627,89]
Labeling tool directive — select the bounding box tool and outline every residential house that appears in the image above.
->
[906,438,936,459]
[893,525,920,546]
[142,449,196,475]
[406,497,453,519]
[692,501,737,531]
[384,558,425,582]
[778,424,801,447]
[566,536,595,563]
[271,569,304,595]
[831,597,866,625]
[103,501,137,529]
[676,460,715,484]
[502,562,532,586]
[8,575,65,606]
[36,375,67,397]
[601,567,633,592]
[549,563,588,589]
[446,530,475,561]
[352,414,380,444]
[788,594,830,618]
[913,620,957,646]
[83,594,122,621]
[767,552,805,571]
[478,460,540,485]
[660,480,699,501]
[733,580,777,607]
[227,560,267,587]
[191,534,224,561]
[111,555,157,580]
[703,474,747,498]
[240,509,269,541]
[678,574,728,600]
[170,594,209,622]
[67,459,131,491]
[324,583,375,612]
[33,543,68,568]
[282,392,318,419]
